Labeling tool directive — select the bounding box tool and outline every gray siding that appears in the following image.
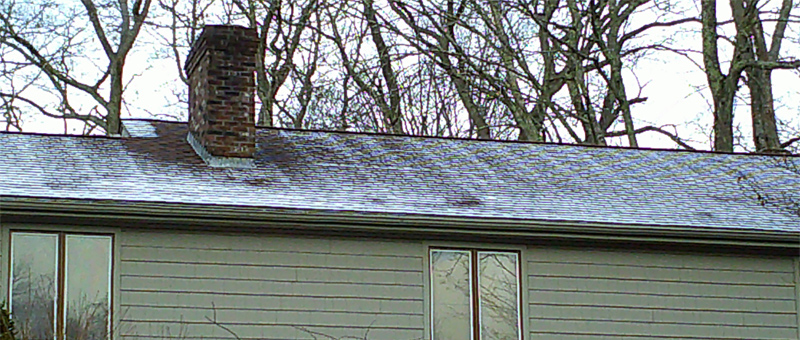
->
[117,231,425,340]
[527,247,799,339]
[116,229,800,340]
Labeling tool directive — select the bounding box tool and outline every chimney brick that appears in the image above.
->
[185,25,258,162]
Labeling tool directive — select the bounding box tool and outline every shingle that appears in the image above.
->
[1,119,799,232]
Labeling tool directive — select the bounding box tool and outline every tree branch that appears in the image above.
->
[80,0,116,58]
[607,125,697,150]
[781,136,800,149]
[0,92,107,129]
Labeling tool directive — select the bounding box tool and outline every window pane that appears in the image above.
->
[11,232,58,340]
[478,252,520,340]
[430,250,472,340]
[64,235,112,340]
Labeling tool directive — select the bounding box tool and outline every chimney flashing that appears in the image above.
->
[187,132,255,168]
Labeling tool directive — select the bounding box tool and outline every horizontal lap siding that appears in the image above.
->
[118,231,425,340]
[527,247,798,340]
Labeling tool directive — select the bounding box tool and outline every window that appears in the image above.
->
[429,248,521,340]
[9,232,113,340]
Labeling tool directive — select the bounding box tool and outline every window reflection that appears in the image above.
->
[9,232,112,340]
[430,250,472,340]
[430,249,521,340]
[65,235,112,340]
[478,252,520,340]
[11,233,59,340]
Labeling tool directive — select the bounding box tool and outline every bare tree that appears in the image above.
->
[229,0,320,127]
[701,0,800,152]
[738,0,795,152]
[524,0,694,146]
[139,0,797,151]
[0,0,152,135]
[319,0,410,134]
[387,0,494,138]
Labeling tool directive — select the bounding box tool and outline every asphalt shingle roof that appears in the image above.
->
[2,119,800,233]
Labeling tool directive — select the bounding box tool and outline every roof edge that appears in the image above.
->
[2,196,798,249]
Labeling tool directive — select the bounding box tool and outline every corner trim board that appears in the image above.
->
[794,256,800,339]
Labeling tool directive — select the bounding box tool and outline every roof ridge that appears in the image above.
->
[0,130,124,139]
[259,126,799,158]
[4,119,797,158]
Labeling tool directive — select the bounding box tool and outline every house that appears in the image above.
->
[2,24,800,340]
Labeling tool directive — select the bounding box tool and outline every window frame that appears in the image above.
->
[428,246,524,340]
[7,229,116,340]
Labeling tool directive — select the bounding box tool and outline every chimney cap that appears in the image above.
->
[184,24,258,75]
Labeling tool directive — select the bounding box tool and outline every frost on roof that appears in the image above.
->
[2,120,800,233]
[122,120,160,138]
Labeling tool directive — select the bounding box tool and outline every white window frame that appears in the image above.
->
[428,247,524,340]
[6,228,116,340]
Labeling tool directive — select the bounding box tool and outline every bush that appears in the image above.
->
[0,303,17,340]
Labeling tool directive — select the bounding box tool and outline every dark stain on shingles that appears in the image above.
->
[244,177,271,185]
[257,130,419,168]
[258,130,346,170]
[45,179,72,190]
[255,132,298,165]
[455,198,481,206]
[122,121,205,166]
[224,169,273,186]
[450,194,481,207]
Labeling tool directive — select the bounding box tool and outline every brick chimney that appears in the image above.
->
[184,25,258,168]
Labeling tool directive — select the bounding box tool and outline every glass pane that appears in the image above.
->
[478,252,520,340]
[10,232,58,340]
[65,235,112,340]
[430,249,472,340]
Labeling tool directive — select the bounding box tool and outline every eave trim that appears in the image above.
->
[2,196,799,249]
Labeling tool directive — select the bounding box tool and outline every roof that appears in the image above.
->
[2,119,800,236]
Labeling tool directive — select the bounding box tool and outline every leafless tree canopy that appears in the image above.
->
[1,0,799,151]
[0,0,151,135]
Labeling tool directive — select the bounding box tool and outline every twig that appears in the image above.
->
[204,302,241,340]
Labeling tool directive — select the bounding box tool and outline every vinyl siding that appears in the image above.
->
[115,229,800,340]
[527,247,799,340]
[117,231,425,340]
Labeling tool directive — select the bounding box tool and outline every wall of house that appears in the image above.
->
[115,228,800,340]
[526,246,799,340]
[117,230,426,339]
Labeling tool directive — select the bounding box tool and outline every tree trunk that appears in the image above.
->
[701,0,746,152]
[487,0,541,141]
[712,84,735,152]
[745,0,791,152]
[437,0,490,139]
[106,60,124,135]
[364,0,404,134]
[256,55,272,126]
[604,0,637,147]
[451,73,491,139]
[747,67,781,151]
